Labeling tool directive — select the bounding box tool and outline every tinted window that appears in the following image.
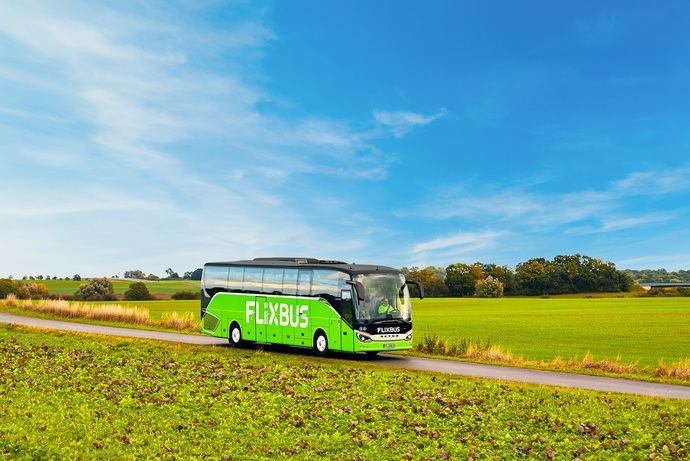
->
[263,268,284,294]
[204,265,229,296]
[283,269,298,295]
[228,266,244,292]
[297,270,312,296]
[243,267,264,293]
[312,270,343,296]
[313,270,348,310]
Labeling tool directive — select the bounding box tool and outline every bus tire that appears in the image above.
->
[313,331,329,357]
[229,323,243,347]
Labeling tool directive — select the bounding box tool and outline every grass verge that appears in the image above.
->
[412,334,690,386]
[1,323,689,460]
[0,295,200,335]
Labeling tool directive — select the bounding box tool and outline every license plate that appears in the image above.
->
[383,343,395,349]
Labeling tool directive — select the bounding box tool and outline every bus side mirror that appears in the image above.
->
[406,280,424,299]
[346,280,365,302]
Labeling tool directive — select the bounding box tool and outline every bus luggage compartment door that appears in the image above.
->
[255,296,267,343]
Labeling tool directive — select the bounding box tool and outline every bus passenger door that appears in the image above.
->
[329,318,341,351]
[255,296,267,343]
[340,289,355,352]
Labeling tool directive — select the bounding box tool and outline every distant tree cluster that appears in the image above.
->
[624,269,690,284]
[122,268,201,281]
[18,275,79,281]
[403,254,635,297]
[0,279,50,299]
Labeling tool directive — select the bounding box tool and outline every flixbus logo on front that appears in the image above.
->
[245,300,309,328]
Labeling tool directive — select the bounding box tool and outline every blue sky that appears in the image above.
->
[1,1,690,277]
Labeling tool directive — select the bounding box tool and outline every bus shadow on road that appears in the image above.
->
[216,341,404,363]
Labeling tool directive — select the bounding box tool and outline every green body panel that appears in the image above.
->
[201,293,412,353]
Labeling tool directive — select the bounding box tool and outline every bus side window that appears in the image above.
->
[243,267,264,294]
[228,266,244,292]
[297,270,312,296]
[204,265,229,296]
[340,289,355,325]
[263,268,284,295]
[283,269,298,295]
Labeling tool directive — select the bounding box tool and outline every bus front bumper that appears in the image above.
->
[355,339,413,353]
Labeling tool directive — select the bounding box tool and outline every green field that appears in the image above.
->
[38,279,199,296]
[412,298,690,367]
[100,297,690,367]
[1,324,688,460]
[5,296,689,374]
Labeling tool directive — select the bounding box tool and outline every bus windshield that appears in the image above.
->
[354,273,411,323]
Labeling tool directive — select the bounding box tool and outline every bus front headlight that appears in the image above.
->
[356,332,372,343]
[405,333,412,341]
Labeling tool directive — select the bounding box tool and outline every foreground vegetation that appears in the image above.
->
[1,324,688,460]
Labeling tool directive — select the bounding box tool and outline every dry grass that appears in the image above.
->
[416,334,518,363]
[656,359,690,380]
[159,311,198,330]
[3,294,18,307]
[415,334,690,381]
[1,297,199,331]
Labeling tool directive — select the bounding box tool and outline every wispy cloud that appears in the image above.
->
[373,108,447,138]
[410,230,504,267]
[418,166,690,232]
[0,1,445,275]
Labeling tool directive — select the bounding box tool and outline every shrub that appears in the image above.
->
[16,282,50,299]
[0,279,19,299]
[475,276,504,298]
[73,278,116,301]
[171,290,200,300]
[124,282,153,301]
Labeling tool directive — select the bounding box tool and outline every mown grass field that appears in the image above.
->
[1,324,688,460]
[95,297,690,367]
[38,279,199,296]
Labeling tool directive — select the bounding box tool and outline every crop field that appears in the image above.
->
[38,279,199,296]
[1,324,688,460]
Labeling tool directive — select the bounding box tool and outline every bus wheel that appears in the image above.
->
[313,331,329,357]
[229,323,243,347]
[365,351,379,357]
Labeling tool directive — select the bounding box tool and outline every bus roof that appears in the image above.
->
[204,257,401,276]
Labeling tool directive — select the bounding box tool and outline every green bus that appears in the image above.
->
[200,258,423,356]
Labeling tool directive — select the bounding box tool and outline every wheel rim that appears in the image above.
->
[231,327,241,343]
[316,335,327,352]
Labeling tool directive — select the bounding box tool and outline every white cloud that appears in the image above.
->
[373,108,446,138]
[0,1,445,276]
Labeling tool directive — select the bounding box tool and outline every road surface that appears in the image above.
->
[2,312,689,399]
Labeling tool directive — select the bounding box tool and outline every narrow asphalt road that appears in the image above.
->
[2,312,689,400]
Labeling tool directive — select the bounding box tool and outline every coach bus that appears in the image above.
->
[200,257,423,356]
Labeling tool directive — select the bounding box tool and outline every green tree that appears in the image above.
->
[165,268,180,279]
[72,274,81,281]
[475,276,504,298]
[515,258,550,295]
[0,279,18,299]
[183,268,203,281]
[479,263,515,295]
[74,278,115,301]
[124,282,153,301]
[446,263,483,297]
[401,266,448,297]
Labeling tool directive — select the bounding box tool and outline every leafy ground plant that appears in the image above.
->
[1,324,689,460]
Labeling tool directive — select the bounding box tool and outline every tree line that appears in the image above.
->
[402,254,636,297]
[623,269,690,284]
